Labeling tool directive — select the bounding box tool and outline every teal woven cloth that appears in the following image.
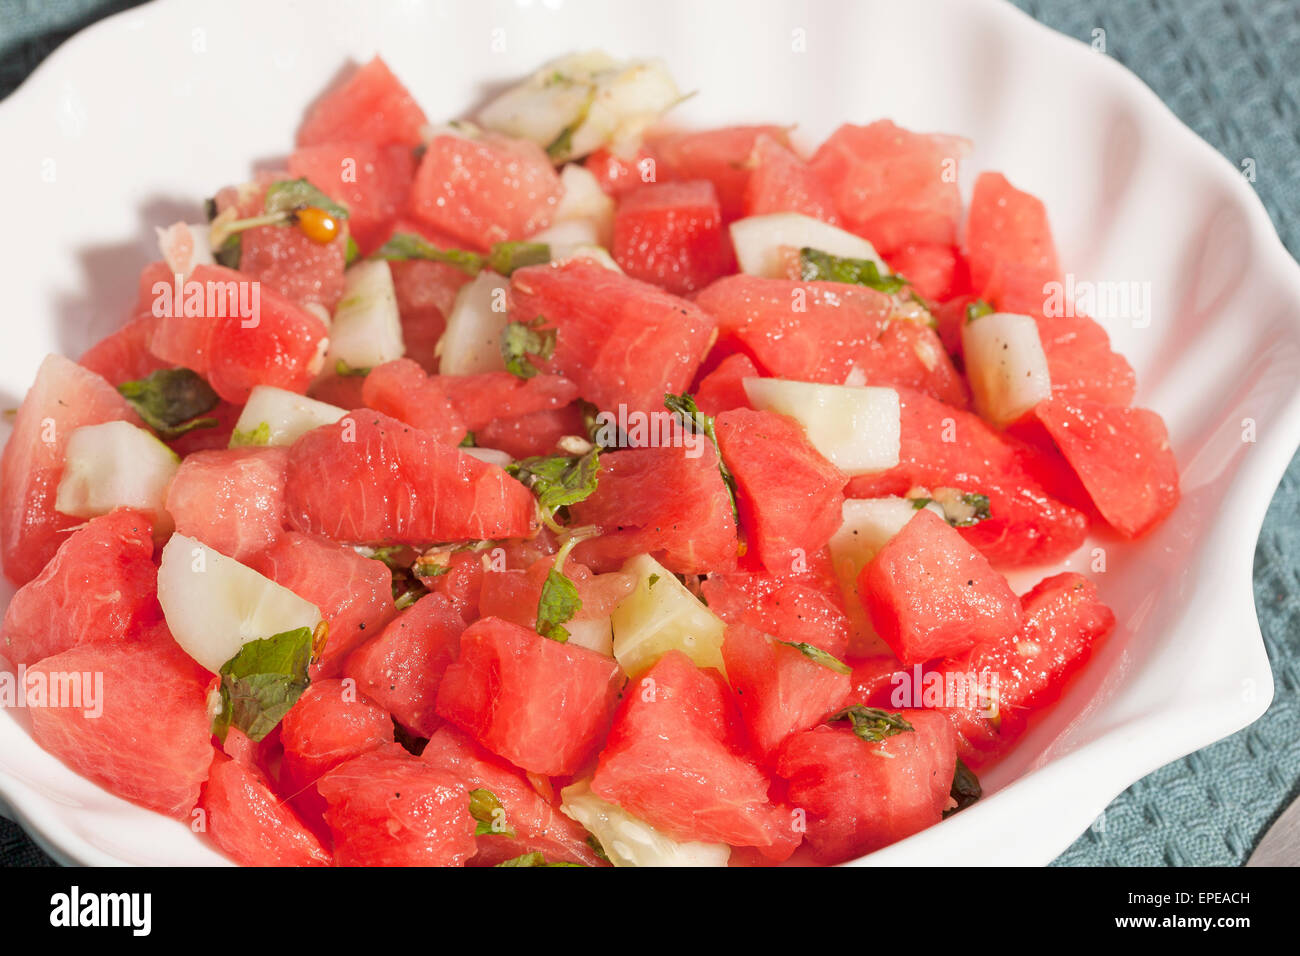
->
[1,0,1297,867]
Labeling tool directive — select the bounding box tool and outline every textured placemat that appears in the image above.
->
[0,0,1297,868]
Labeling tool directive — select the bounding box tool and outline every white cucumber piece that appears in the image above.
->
[729,213,883,279]
[231,385,346,447]
[742,377,900,474]
[326,259,404,370]
[55,421,179,530]
[560,779,730,867]
[610,554,726,678]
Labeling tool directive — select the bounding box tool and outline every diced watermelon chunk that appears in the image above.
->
[361,359,468,446]
[845,387,1089,566]
[700,551,851,659]
[238,222,348,314]
[444,371,580,432]
[859,508,1024,665]
[1035,399,1179,537]
[409,132,561,250]
[776,709,957,862]
[723,623,851,759]
[694,275,962,404]
[714,408,847,573]
[79,312,167,386]
[693,352,758,417]
[1037,314,1137,406]
[583,146,659,197]
[318,744,478,866]
[743,133,839,222]
[278,677,394,824]
[26,629,215,818]
[884,243,962,303]
[508,259,717,415]
[200,755,331,866]
[966,171,1060,297]
[344,593,465,738]
[166,447,288,562]
[297,56,428,149]
[423,550,487,624]
[591,650,799,858]
[288,140,417,254]
[282,411,538,545]
[809,121,966,254]
[389,256,473,373]
[1,354,140,585]
[612,180,730,294]
[435,616,623,776]
[476,404,586,459]
[652,125,791,221]
[3,509,159,668]
[570,443,739,575]
[477,556,634,633]
[249,531,396,677]
[421,726,606,866]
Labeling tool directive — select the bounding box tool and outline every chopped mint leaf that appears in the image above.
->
[586,833,610,863]
[263,178,350,221]
[469,788,516,837]
[965,299,995,323]
[777,640,851,675]
[917,488,992,528]
[214,233,241,269]
[489,241,550,276]
[647,573,661,589]
[118,368,221,439]
[334,359,371,377]
[664,392,738,522]
[230,421,272,447]
[945,758,982,817]
[507,449,601,526]
[344,234,360,266]
[496,852,584,867]
[536,567,581,642]
[212,626,315,743]
[370,232,484,275]
[798,247,908,294]
[911,497,933,510]
[459,432,477,448]
[501,317,558,379]
[828,705,914,743]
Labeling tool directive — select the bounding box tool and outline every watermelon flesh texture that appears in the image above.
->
[584,146,660,197]
[434,616,624,777]
[714,407,847,575]
[809,120,966,254]
[743,133,839,223]
[966,171,1060,297]
[165,447,289,563]
[651,125,791,221]
[200,755,332,866]
[1,354,141,585]
[318,743,478,866]
[859,508,1024,666]
[508,259,717,415]
[409,132,562,250]
[591,650,799,859]
[477,556,635,630]
[884,242,963,303]
[421,726,606,866]
[249,531,395,678]
[297,56,428,148]
[3,508,160,668]
[569,443,739,575]
[722,622,851,760]
[1036,399,1180,537]
[612,179,731,294]
[282,411,538,545]
[776,709,957,863]
[389,256,473,373]
[278,678,395,827]
[79,312,167,386]
[693,352,758,417]
[361,358,468,446]
[477,403,587,459]
[25,627,215,819]
[287,139,416,254]
[343,592,466,739]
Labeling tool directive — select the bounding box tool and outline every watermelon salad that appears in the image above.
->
[0,52,1179,867]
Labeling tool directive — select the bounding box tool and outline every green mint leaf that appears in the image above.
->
[459,431,477,448]
[945,758,982,817]
[469,788,516,837]
[536,567,582,642]
[334,359,371,377]
[777,640,851,675]
[920,488,992,528]
[828,705,914,743]
[507,449,600,515]
[213,233,241,269]
[370,232,484,275]
[965,299,995,323]
[586,834,610,863]
[263,178,350,220]
[212,626,315,743]
[118,368,221,440]
[230,421,272,447]
[394,586,426,610]
[344,235,360,266]
[501,317,558,379]
[911,497,933,510]
[664,392,738,523]
[496,852,584,867]
[798,247,908,294]
[488,241,550,277]
[647,573,661,589]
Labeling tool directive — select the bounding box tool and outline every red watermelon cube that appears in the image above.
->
[776,709,957,862]
[743,133,839,223]
[966,171,1060,297]
[361,358,468,447]
[651,125,791,221]
[297,56,428,149]
[200,755,331,867]
[435,617,624,776]
[612,180,730,294]
[859,508,1024,665]
[288,140,417,254]
[693,352,758,417]
[388,255,473,373]
[166,447,289,563]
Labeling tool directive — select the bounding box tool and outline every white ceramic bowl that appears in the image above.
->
[2,0,1298,867]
